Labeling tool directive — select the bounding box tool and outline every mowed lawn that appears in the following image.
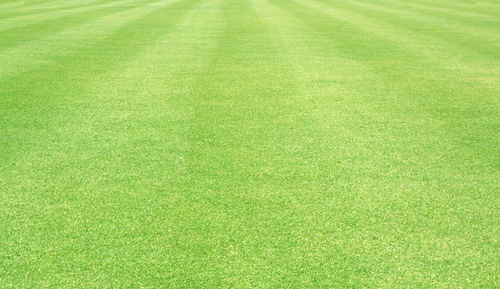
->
[1,0,499,287]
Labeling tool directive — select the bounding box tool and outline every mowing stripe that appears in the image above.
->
[389,0,500,17]
[257,1,499,286]
[0,0,498,287]
[370,0,500,21]
[0,0,228,286]
[0,0,110,18]
[304,0,499,80]
[0,0,175,80]
[0,0,29,11]
[0,0,151,51]
[269,0,498,174]
[0,0,207,172]
[176,0,314,285]
[0,0,137,31]
[343,0,500,42]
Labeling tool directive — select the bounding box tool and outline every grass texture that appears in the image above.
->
[0,0,499,287]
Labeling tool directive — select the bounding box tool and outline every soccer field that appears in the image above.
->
[1,0,499,287]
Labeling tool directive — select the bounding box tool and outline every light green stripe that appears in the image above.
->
[0,0,136,31]
[346,0,500,40]
[0,0,110,19]
[0,0,176,79]
[0,0,151,51]
[374,0,500,20]
[303,0,499,85]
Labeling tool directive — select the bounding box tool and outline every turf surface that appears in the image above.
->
[1,0,499,287]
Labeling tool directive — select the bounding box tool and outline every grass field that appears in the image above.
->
[1,0,499,287]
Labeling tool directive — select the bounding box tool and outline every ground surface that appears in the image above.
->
[0,0,499,287]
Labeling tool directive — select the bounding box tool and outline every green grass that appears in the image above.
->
[1,0,499,287]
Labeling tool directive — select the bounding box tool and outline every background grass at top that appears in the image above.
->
[0,0,499,287]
